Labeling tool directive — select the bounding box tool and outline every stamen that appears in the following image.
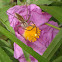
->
[23,25,41,42]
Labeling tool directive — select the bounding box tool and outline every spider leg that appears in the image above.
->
[31,21,38,34]
[17,25,21,28]
[36,26,37,34]
[26,14,31,22]
[28,21,31,25]
[26,25,35,31]
[16,25,27,41]
[28,21,35,25]
[25,1,31,22]
[25,1,29,21]
[25,20,36,31]
[17,24,29,31]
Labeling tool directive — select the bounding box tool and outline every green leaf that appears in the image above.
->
[39,6,62,23]
[0,32,7,40]
[0,6,15,34]
[0,16,15,34]
[0,18,15,34]
[43,28,62,60]
[50,1,62,6]
[0,47,12,62]
[0,39,9,47]
[32,0,53,5]
[49,0,61,2]
[52,56,62,62]
[2,47,19,62]
[50,44,62,61]
[0,25,49,62]
[0,0,3,8]
[0,5,10,21]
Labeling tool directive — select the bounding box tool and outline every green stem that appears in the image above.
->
[45,23,60,30]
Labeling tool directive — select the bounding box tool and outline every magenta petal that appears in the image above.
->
[15,32,27,44]
[27,41,46,55]
[18,58,27,62]
[29,11,52,27]
[42,12,52,23]
[14,43,23,59]
[39,21,59,47]
[18,55,38,62]
[48,21,59,39]
[28,4,42,13]
[7,5,21,14]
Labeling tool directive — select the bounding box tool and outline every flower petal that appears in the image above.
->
[29,11,51,27]
[27,41,46,55]
[14,43,23,59]
[39,21,59,47]
[28,4,42,13]
[18,55,38,62]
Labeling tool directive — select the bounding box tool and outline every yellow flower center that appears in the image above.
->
[23,25,41,42]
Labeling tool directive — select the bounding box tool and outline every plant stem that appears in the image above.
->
[45,23,60,30]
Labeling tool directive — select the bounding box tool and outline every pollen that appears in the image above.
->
[23,25,41,42]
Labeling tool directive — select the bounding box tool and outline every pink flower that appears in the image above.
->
[7,4,59,62]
